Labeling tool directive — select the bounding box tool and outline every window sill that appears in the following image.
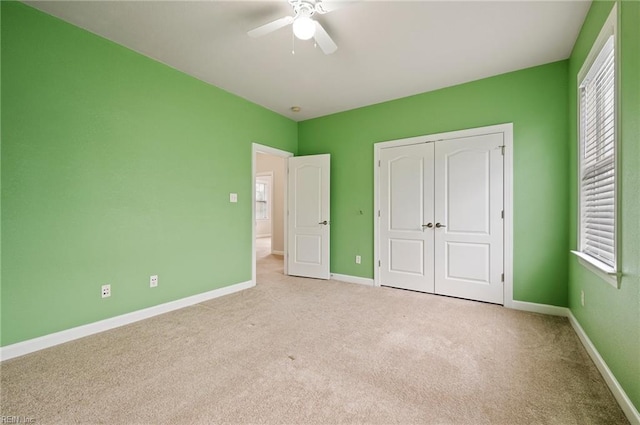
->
[571,251,621,289]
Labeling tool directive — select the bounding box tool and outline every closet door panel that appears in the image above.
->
[379,143,435,293]
[434,134,504,304]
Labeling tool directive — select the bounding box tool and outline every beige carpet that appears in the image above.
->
[0,250,628,424]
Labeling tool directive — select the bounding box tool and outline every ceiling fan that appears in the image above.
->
[248,0,342,55]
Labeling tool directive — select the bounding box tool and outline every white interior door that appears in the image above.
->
[434,134,504,304]
[379,143,435,292]
[287,154,330,279]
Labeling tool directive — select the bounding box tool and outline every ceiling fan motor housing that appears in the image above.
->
[290,0,316,18]
[289,0,332,17]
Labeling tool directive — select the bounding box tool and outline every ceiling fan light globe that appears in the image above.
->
[293,16,316,40]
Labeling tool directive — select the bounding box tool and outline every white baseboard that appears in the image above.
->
[0,280,255,362]
[331,273,374,286]
[508,300,570,317]
[256,234,271,238]
[271,250,284,255]
[568,312,640,425]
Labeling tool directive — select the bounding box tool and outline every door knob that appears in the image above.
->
[319,220,328,225]
[422,223,433,229]
[435,223,446,228]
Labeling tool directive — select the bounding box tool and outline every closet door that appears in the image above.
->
[434,133,504,304]
[379,143,435,293]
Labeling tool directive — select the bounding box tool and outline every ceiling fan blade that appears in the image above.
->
[315,0,354,14]
[248,16,294,38]
[314,21,338,55]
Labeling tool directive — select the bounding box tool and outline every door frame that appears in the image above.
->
[373,123,515,307]
[252,143,293,285]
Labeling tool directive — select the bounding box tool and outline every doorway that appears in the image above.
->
[252,144,333,284]
[374,124,514,306]
[252,144,292,284]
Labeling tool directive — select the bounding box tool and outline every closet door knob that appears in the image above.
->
[319,220,328,225]
[422,223,433,229]
[435,223,446,228]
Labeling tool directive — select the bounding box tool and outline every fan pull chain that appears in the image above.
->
[291,31,295,55]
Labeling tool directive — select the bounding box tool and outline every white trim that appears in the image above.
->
[331,273,375,286]
[568,312,640,425]
[509,300,570,317]
[577,5,617,83]
[502,124,514,309]
[271,250,284,256]
[252,143,294,284]
[373,123,514,307]
[571,250,621,288]
[0,280,254,362]
[375,134,435,150]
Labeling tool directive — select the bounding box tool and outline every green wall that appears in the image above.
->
[0,2,297,346]
[298,61,570,307]
[567,1,640,411]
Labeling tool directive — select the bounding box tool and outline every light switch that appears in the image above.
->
[230,193,238,203]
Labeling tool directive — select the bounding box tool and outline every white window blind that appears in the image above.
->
[256,182,268,220]
[579,35,616,269]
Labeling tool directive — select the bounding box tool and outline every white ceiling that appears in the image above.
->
[26,0,591,121]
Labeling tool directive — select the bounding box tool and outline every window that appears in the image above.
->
[256,181,268,220]
[573,5,619,288]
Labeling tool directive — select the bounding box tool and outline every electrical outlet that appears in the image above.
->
[581,290,585,307]
[101,284,111,298]
[355,255,361,264]
[150,275,158,288]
